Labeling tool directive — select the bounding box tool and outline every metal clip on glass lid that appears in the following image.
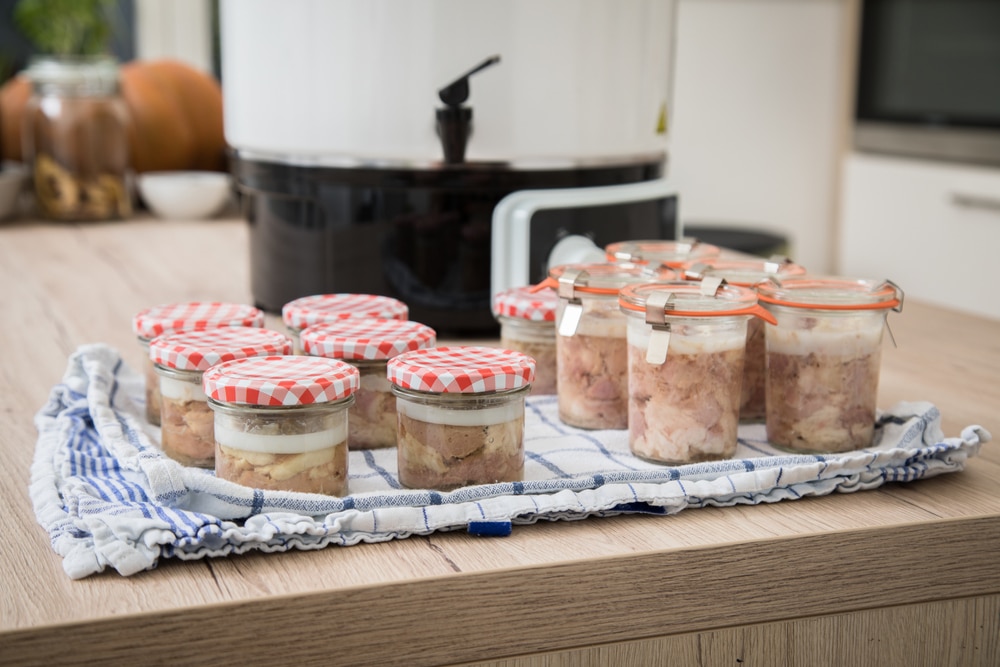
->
[682,256,806,285]
[755,276,904,312]
[756,275,904,347]
[619,282,777,365]
[538,262,661,338]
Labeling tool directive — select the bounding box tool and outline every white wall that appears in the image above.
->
[668,0,847,273]
[134,0,214,73]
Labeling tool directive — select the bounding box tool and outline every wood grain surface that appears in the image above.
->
[0,218,997,666]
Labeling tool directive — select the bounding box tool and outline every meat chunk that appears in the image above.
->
[215,442,348,496]
[144,356,161,426]
[213,408,350,495]
[500,335,556,395]
[557,333,628,429]
[765,349,880,452]
[740,317,767,421]
[397,413,524,490]
[348,364,397,449]
[160,396,215,467]
[628,342,744,464]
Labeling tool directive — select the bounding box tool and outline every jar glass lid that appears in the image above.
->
[133,302,264,340]
[546,262,666,297]
[605,238,721,267]
[282,294,409,330]
[755,276,903,311]
[492,286,559,322]
[619,281,770,322]
[387,346,535,394]
[150,327,293,372]
[203,355,359,406]
[681,256,806,286]
[300,318,436,361]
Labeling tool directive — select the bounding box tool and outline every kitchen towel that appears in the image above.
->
[31,344,990,579]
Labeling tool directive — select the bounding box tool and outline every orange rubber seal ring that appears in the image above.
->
[756,294,900,311]
[618,299,778,325]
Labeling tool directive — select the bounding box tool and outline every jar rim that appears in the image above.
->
[755,276,903,311]
[619,281,766,320]
[605,238,721,267]
[546,262,666,296]
[680,256,806,286]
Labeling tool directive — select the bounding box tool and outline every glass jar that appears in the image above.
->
[300,317,436,449]
[492,286,559,395]
[681,256,807,421]
[204,355,359,496]
[132,302,265,426]
[21,56,131,221]
[149,327,292,467]
[756,276,904,453]
[282,293,409,353]
[544,262,664,430]
[387,346,535,490]
[606,238,721,270]
[619,281,775,464]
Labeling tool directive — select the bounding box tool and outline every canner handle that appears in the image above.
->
[490,179,680,297]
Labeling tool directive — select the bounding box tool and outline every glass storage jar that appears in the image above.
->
[682,256,807,421]
[606,238,721,270]
[132,302,265,426]
[544,262,665,430]
[149,327,292,467]
[756,276,904,453]
[300,317,436,449]
[492,285,559,395]
[282,293,409,352]
[21,55,131,221]
[619,280,776,464]
[204,355,359,496]
[387,346,535,490]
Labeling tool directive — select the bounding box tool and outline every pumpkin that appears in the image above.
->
[0,58,226,173]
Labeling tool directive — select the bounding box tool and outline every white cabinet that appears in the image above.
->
[668,0,847,273]
[838,153,1000,320]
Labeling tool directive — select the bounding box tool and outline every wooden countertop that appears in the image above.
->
[1,217,998,666]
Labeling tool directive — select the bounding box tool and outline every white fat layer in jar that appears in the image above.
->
[558,297,625,338]
[159,373,207,401]
[396,396,524,427]
[766,313,885,356]
[214,417,348,454]
[626,316,746,354]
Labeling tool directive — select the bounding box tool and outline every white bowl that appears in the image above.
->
[137,171,233,220]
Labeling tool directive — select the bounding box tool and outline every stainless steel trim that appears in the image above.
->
[855,122,1000,168]
[231,148,668,171]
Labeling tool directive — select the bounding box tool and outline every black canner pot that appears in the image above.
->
[232,153,668,335]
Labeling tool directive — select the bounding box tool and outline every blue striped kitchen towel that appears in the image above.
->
[31,344,990,579]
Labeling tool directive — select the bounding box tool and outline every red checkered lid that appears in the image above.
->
[300,318,437,361]
[149,327,293,372]
[203,355,360,406]
[282,294,409,330]
[387,346,535,394]
[132,302,264,340]
[492,286,558,322]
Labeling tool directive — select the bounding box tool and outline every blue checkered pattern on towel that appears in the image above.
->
[30,344,990,579]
